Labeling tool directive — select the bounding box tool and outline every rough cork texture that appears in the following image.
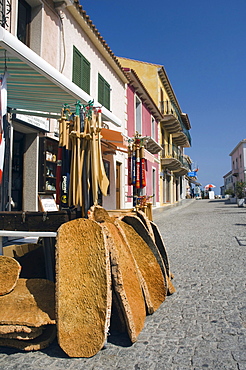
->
[116,220,166,314]
[136,210,155,241]
[0,326,43,340]
[102,222,146,343]
[0,256,21,295]
[56,218,111,358]
[0,279,55,327]
[149,221,170,276]
[150,221,176,295]
[0,325,43,335]
[88,205,115,223]
[121,215,168,294]
[0,325,56,351]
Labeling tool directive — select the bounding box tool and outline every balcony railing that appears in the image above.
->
[161,143,190,173]
[160,100,191,146]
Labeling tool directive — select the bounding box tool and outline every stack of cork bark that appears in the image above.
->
[0,256,56,351]
[56,206,175,358]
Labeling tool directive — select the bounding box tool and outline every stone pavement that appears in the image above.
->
[0,199,245,369]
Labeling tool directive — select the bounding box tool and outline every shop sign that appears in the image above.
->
[16,114,50,132]
[188,171,197,177]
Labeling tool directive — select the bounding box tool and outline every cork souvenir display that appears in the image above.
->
[0,279,55,327]
[0,326,44,340]
[0,324,42,335]
[0,256,21,296]
[120,215,168,291]
[136,210,155,241]
[0,325,56,351]
[150,221,176,294]
[110,289,127,334]
[88,205,115,223]
[56,218,111,358]
[101,222,146,343]
[116,220,167,314]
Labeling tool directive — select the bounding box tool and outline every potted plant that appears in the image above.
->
[235,181,246,207]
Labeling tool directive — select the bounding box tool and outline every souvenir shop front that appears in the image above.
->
[0,26,124,213]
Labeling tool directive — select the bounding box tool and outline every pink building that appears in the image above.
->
[123,68,162,208]
[229,139,246,187]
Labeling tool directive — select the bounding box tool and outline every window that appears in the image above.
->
[98,74,110,110]
[72,47,90,94]
[17,0,31,45]
[135,95,142,134]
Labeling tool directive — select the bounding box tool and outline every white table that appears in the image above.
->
[0,230,57,281]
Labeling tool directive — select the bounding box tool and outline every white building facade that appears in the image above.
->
[0,0,127,211]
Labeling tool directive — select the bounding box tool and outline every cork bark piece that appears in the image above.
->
[0,325,56,351]
[56,218,111,358]
[0,279,55,327]
[136,210,155,241]
[149,221,170,277]
[116,220,167,314]
[0,326,43,340]
[101,222,145,343]
[88,205,114,223]
[120,215,168,292]
[0,325,42,335]
[0,256,21,296]
[110,289,127,334]
[149,221,176,294]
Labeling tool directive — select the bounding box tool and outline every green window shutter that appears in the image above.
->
[98,74,104,105]
[82,57,90,94]
[98,74,110,110]
[104,80,110,110]
[73,46,90,94]
[73,47,82,87]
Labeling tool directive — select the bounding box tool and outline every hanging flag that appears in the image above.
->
[135,138,140,189]
[132,143,136,185]
[0,73,7,185]
[128,143,132,185]
[140,145,146,188]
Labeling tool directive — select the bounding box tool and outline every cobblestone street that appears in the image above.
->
[0,199,245,369]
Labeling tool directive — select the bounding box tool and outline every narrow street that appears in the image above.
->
[0,199,246,369]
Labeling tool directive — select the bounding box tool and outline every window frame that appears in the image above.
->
[17,0,31,46]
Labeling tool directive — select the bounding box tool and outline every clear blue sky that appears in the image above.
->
[81,0,246,193]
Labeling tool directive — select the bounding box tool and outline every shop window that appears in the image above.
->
[72,47,91,94]
[98,74,110,110]
[17,0,31,46]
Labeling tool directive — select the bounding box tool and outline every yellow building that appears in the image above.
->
[118,57,191,205]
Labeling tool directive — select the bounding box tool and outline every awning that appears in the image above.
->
[0,26,121,125]
[101,127,128,150]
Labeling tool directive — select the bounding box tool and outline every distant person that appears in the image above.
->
[194,186,201,198]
